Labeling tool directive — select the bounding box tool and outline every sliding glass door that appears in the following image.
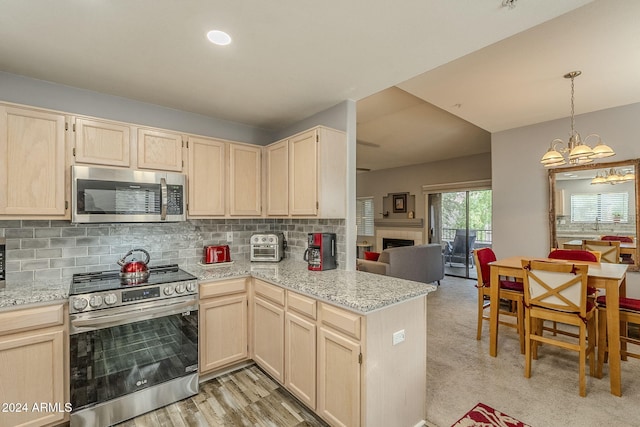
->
[430,189,492,280]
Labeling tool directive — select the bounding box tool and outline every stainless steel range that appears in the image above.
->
[68,264,198,427]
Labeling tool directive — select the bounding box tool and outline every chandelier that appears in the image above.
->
[591,168,635,185]
[540,71,615,167]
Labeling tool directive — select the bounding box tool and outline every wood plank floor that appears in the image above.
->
[116,365,329,427]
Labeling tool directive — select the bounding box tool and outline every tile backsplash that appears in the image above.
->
[0,218,346,283]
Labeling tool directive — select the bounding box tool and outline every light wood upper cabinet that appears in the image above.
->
[0,303,67,427]
[187,136,225,217]
[265,139,289,215]
[199,278,249,374]
[74,117,131,167]
[0,105,67,217]
[137,128,183,172]
[229,143,261,216]
[268,126,346,218]
[289,130,318,215]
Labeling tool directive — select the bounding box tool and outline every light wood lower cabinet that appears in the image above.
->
[252,295,285,383]
[285,310,316,409]
[317,326,361,427]
[199,279,249,374]
[0,303,68,427]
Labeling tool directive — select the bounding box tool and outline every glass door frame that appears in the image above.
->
[422,179,492,280]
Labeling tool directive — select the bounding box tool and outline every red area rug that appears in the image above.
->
[451,402,531,427]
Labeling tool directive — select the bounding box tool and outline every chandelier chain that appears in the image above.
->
[570,74,575,136]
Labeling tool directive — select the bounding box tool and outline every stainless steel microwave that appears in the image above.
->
[72,166,186,223]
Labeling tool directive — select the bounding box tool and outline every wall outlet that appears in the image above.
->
[392,329,405,346]
[226,232,233,242]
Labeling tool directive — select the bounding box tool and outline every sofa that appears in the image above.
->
[356,243,445,285]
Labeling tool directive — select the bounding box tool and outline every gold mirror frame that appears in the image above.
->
[549,159,639,272]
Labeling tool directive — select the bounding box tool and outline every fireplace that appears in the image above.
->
[383,238,415,249]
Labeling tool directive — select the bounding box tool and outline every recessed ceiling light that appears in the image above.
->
[206,30,231,46]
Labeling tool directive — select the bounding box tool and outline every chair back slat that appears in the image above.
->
[521,260,588,316]
[582,240,620,264]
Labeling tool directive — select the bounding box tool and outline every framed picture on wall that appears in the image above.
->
[393,193,407,213]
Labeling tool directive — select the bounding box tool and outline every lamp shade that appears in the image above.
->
[591,142,616,158]
[541,149,565,166]
[568,143,595,162]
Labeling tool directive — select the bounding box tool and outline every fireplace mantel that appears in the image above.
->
[374,218,423,228]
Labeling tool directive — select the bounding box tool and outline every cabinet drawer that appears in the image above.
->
[0,303,64,336]
[200,278,247,299]
[319,303,361,340]
[287,291,317,320]
[254,280,285,306]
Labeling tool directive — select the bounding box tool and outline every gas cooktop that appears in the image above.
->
[70,264,196,295]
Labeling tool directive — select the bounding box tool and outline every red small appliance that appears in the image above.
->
[204,245,231,264]
[303,233,337,271]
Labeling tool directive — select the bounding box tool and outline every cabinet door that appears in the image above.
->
[229,143,261,216]
[252,296,284,383]
[187,136,225,216]
[199,294,248,373]
[317,327,361,427]
[137,128,183,171]
[0,328,66,427]
[74,117,131,167]
[0,106,66,216]
[285,311,316,409]
[289,129,317,215]
[266,140,289,215]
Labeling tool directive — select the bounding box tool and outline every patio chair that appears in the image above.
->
[444,229,476,266]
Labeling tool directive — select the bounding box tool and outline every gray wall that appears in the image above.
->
[356,152,492,221]
[0,71,273,145]
[492,101,640,294]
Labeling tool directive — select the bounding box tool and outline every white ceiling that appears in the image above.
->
[3,1,636,172]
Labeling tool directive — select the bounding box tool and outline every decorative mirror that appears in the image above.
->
[549,159,639,271]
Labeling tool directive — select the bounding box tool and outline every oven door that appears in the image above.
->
[69,295,198,412]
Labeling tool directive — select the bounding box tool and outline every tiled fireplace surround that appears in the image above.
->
[0,219,346,283]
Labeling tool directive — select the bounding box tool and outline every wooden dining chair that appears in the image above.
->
[473,248,525,354]
[596,295,640,379]
[521,260,597,397]
[546,249,599,337]
[582,240,621,264]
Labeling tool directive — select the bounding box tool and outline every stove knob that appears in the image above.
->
[89,295,103,308]
[164,285,175,296]
[186,282,196,293]
[175,283,186,294]
[104,293,117,305]
[73,298,88,311]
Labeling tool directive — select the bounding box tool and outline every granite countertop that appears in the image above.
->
[0,258,437,314]
[184,259,438,314]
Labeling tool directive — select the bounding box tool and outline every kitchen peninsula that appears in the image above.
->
[0,259,436,427]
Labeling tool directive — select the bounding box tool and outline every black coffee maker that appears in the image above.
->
[303,233,337,271]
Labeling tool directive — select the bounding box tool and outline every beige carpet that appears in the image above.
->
[425,276,640,427]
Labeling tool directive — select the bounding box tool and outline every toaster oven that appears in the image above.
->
[250,233,285,262]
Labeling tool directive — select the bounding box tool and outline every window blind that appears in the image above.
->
[570,192,629,223]
[356,197,374,236]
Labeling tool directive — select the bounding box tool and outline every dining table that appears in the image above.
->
[562,239,636,258]
[488,255,629,396]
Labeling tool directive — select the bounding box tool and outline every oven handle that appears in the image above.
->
[70,298,197,334]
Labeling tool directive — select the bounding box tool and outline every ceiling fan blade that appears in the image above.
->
[356,139,380,148]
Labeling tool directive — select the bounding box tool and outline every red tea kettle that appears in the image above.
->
[118,248,150,283]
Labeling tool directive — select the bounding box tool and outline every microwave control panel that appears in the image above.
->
[166,185,184,214]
